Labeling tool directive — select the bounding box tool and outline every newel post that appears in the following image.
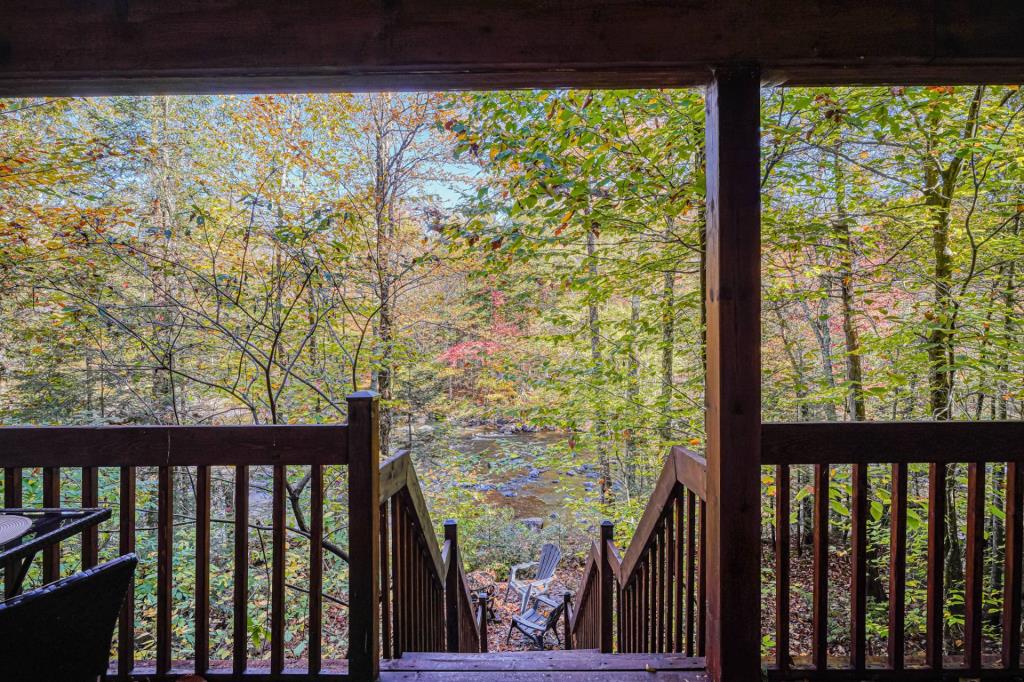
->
[704,67,762,682]
[444,519,460,652]
[599,521,614,653]
[347,391,380,681]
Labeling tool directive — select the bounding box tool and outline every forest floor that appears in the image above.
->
[466,565,584,652]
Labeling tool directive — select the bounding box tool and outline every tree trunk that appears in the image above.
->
[587,223,610,505]
[659,217,675,442]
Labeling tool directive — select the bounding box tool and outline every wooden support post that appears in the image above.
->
[348,391,381,681]
[444,519,460,652]
[599,520,614,653]
[704,66,762,682]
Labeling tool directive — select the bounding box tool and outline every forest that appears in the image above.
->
[1,86,1022,663]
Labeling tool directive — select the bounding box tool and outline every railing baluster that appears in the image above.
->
[850,462,867,673]
[403,500,413,652]
[271,464,286,675]
[927,462,946,671]
[233,464,249,676]
[81,465,98,569]
[391,497,402,657]
[646,554,654,651]
[156,466,173,674]
[965,462,986,672]
[195,464,210,676]
[685,489,696,656]
[776,464,790,672]
[380,504,391,660]
[445,520,459,652]
[43,465,60,582]
[631,581,637,653]
[600,521,614,653]
[309,463,323,674]
[1004,461,1023,670]
[656,520,666,652]
[813,463,829,672]
[4,467,23,599]
[888,462,907,671]
[698,498,707,657]
[118,465,136,678]
[664,505,674,654]
[673,494,684,654]
[640,557,648,651]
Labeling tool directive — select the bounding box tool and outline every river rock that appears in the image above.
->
[519,517,544,530]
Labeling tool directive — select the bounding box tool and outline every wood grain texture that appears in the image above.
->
[3,468,23,599]
[888,462,907,671]
[195,464,211,676]
[117,465,136,677]
[775,465,791,672]
[763,421,1024,465]
[0,424,348,467]
[849,463,867,672]
[309,463,324,674]
[964,462,986,672]
[926,463,946,671]
[156,465,173,674]
[233,464,249,676]
[81,465,99,569]
[812,463,829,673]
[703,66,762,682]
[347,391,381,680]
[42,466,60,583]
[3,0,1024,95]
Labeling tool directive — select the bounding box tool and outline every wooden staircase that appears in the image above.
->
[380,650,708,681]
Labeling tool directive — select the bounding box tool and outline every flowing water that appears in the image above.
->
[412,424,599,521]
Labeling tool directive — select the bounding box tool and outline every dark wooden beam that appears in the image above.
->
[2,1,1024,96]
[0,424,348,467]
[703,66,762,682]
[762,421,1024,465]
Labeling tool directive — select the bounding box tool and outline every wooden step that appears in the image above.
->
[380,651,709,680]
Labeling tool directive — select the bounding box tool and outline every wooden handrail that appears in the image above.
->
[380,450,445,579]
[379,450,411,502]
[672,446,707,500]
[571,446,707,656]
[762,420,1024,465]
[620,447,705,582]
[0,423,349,467]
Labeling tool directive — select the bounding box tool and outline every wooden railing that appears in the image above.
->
[0,391,488,681]
[0,394,367,680]
[570,446,707,656]
[378,449,445,658]
[377,451,487,660]
[762,421,1024,681]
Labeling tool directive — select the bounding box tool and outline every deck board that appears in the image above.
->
[381,651,708,680]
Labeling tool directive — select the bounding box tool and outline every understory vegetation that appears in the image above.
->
[1,86,1022,661]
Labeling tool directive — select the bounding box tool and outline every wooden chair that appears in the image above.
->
[505,543,561,603]
[0,553,137,682]
[506,585,567,649]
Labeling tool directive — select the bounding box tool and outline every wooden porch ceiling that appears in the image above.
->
[1,0,1024,96]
